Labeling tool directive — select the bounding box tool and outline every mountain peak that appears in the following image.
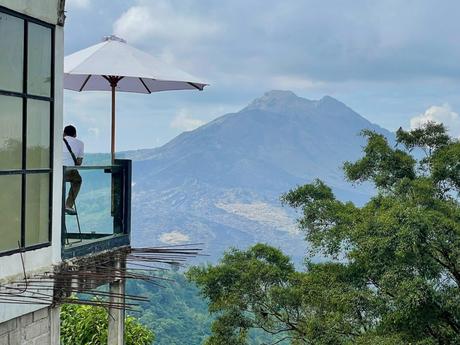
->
[244,90,310,112]
[317,95,343,106]
[319,95,338,103]
[313,95,352,115]
[264,90,298,99]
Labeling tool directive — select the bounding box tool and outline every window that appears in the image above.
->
[0,8,54,254]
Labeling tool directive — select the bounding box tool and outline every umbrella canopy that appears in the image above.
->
[64,35,208,161]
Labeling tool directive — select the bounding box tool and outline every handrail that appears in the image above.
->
[63,165,120,170]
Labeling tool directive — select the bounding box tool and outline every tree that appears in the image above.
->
[188,122,460,344]
[61,301,155,345]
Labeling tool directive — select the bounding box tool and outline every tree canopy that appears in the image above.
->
[188,122,460,344]
[61,301,155,345]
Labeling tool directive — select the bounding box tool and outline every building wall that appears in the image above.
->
[0,0,64,326]
[0,0,61,24]
[0,307,59,345]
[52,8,64,267]
[0,247,53,323]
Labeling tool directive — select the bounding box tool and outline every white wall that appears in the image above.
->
[0,247,53,323]
[0,0,60,24]
[53,22,64,265]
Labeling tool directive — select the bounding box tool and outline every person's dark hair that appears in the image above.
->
[64,125,77,137]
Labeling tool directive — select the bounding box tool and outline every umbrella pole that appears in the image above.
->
[108,77,119,219]
[106,75,123,164]
[111,83,116,164]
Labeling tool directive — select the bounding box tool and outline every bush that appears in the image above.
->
[61,301,155,345]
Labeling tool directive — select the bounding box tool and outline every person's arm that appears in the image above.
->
[76,141,84,166]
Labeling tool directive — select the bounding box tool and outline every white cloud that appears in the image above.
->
[410,104,460,138]
[113,2,220,44]
[170,109,205,131]
[66,0,90,9]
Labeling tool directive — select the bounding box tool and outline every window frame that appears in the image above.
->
[0,5,54,256]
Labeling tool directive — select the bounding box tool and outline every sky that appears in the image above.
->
[64,0,460,152]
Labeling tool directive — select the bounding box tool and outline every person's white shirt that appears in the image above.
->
[63,136,84,166]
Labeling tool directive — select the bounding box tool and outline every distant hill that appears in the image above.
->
[127,270,286,345]
[88,91,393,264]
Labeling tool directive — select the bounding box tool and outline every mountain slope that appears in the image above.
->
[128,91,393,263]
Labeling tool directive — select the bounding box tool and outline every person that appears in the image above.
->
[63,125,84,215]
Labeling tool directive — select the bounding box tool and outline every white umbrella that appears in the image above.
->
[64,35,208,162]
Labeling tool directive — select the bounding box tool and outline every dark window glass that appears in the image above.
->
[27,22,51,97]
[0,95,22,170]
[0,13,23,92]
[0,175,22,252]
[25,173,50,246]
[27,99,50,169]
[0,9,53,254]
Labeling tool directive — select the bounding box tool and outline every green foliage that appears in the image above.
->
[189,123,460,344]
[61,300,155,345]
[126,271,213,345]
[188,244,300,345]
[396,121,450,155]
[125,270,278,345]
[343,129,416,189]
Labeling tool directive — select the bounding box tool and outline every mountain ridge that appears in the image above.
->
[86,91,393,264]
[108,90,388,164]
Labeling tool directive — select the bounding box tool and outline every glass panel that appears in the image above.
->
[28,23,51,97]
[0,175,21,252]
[25,173,50,246]
[0,12,24,92]
[27,99,50,169]
[0,95,22,170]
[64,168,114,235]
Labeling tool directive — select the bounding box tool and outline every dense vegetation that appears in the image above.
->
[126,271,276,344]
[61,301,154,345]
[61,123,460,344]
[188,123,460,344]
[126,271,212,345]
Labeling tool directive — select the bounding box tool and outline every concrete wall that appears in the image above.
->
[0,0,61,24]
[0,307,59,345]
[0,246,53,323]
[52,10,64,267]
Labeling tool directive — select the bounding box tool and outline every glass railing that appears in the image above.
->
[62,159,131,258]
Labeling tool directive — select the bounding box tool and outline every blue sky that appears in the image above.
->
[64,0,460,152]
